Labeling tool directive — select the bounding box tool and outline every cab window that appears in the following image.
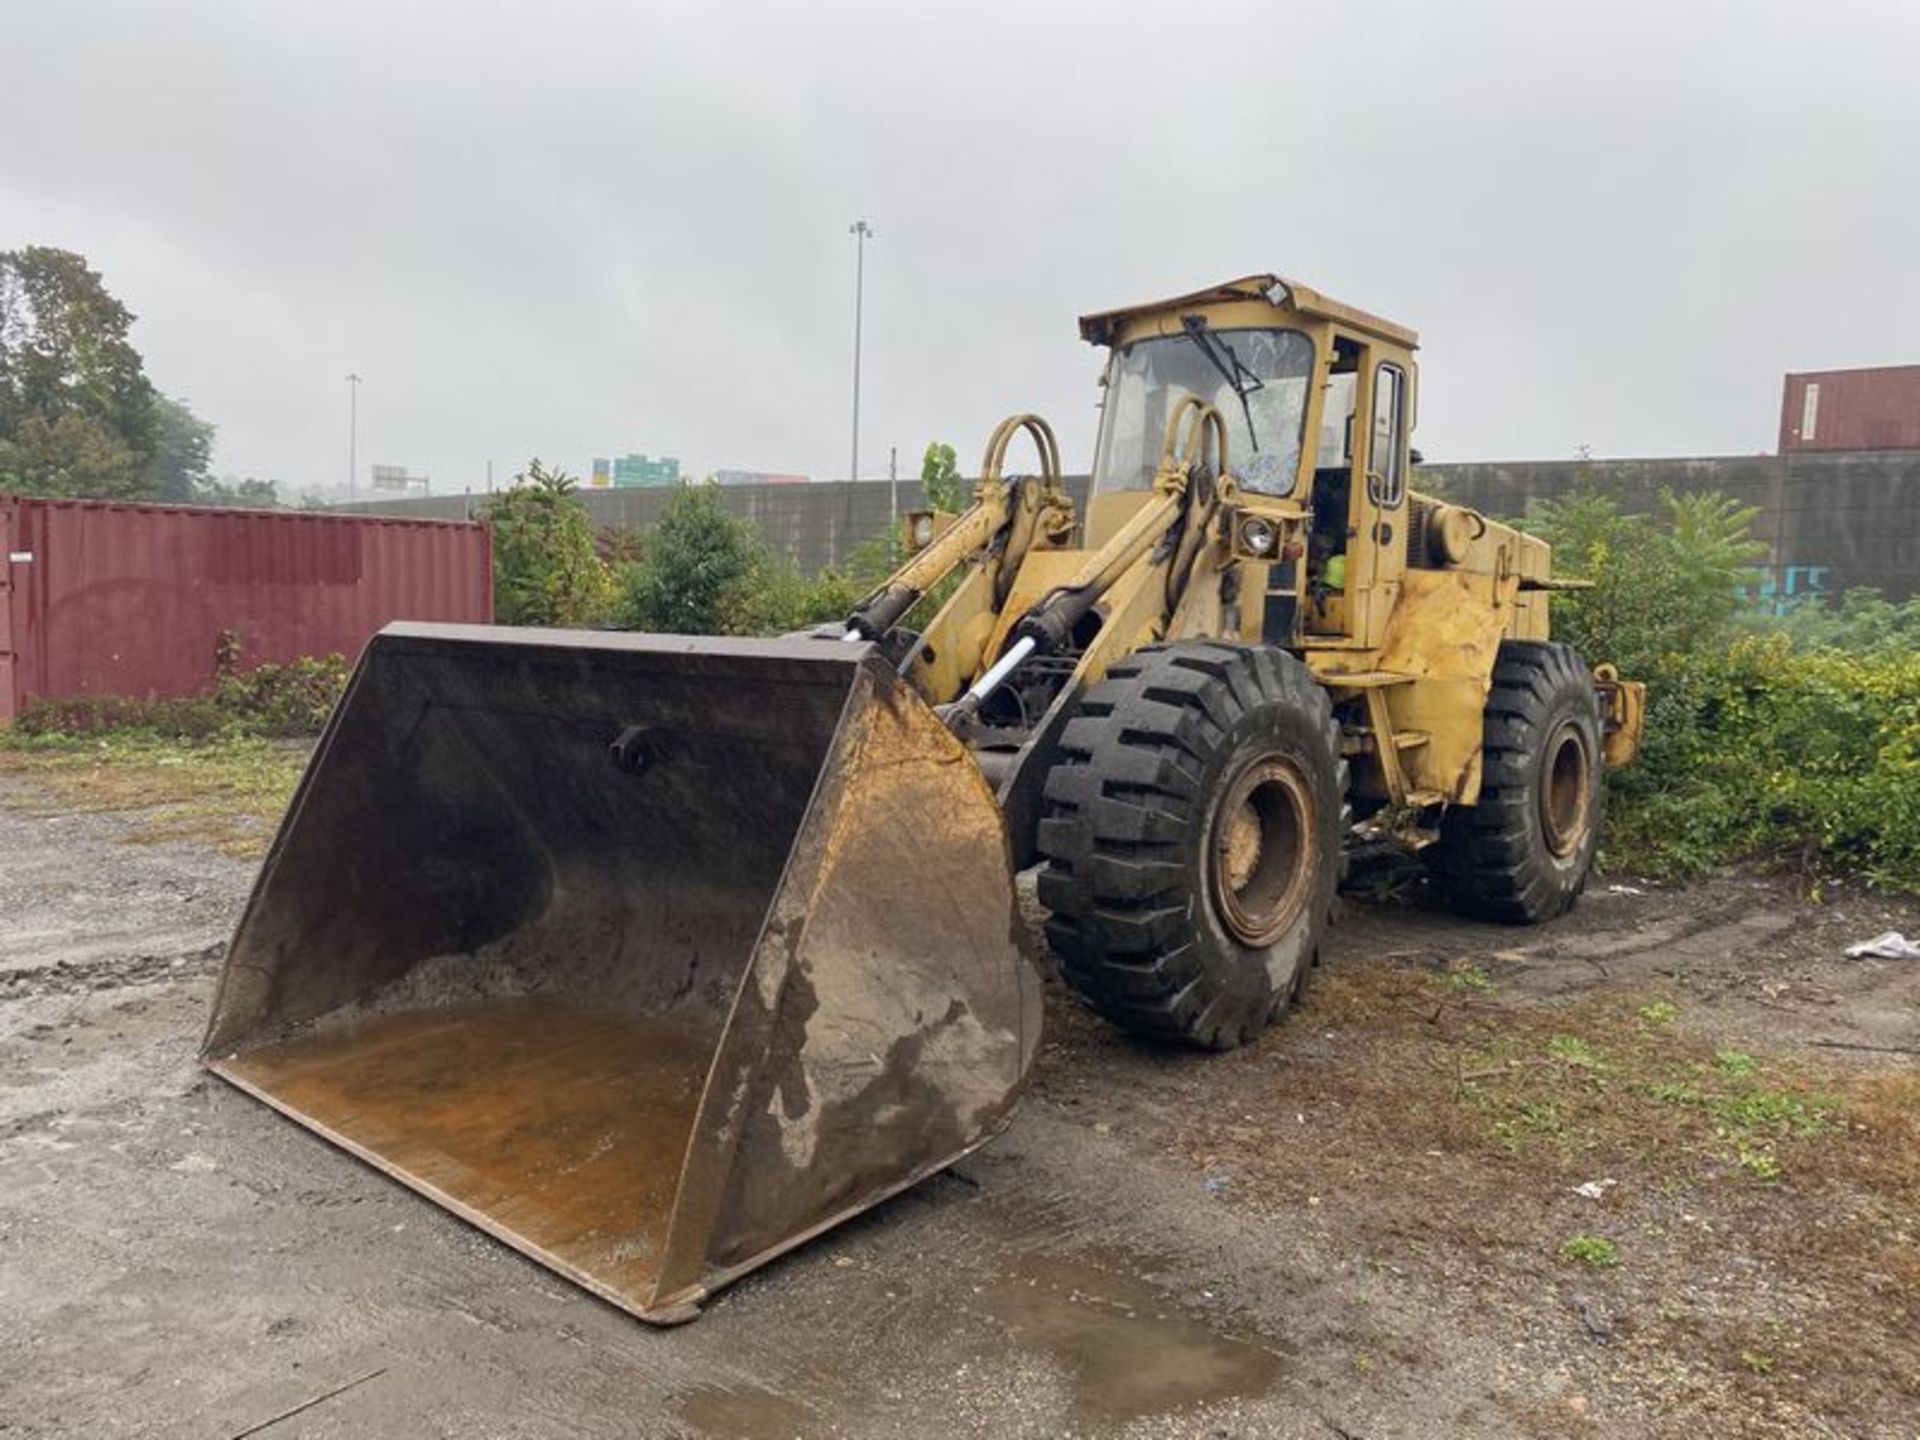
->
[1369,363,1405,508]
[1091,327,1316,496]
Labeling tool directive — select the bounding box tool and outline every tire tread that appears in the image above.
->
[1036,642,1345,1048]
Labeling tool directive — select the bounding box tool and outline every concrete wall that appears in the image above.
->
[348,450,1920,604]
[1420,450,1920,605]
[345,485,907,575]
[345,476,1094,577]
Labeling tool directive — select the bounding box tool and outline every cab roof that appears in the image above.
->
[1077,273,1418,350]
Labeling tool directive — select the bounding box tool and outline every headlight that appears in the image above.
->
[911,514,935,548]
[1238,514,1278,557]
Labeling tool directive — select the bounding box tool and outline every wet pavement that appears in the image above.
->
[20,781,1912,1435]
[0,792,1413,1438]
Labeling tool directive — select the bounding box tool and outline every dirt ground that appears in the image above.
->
[2,760,1916,1439]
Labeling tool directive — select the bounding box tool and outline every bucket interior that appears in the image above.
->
[205,628,865,1307]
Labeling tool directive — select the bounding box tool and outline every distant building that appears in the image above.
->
[713,469,809,486]
[588,458,612,489]
[1780,365,1920,454]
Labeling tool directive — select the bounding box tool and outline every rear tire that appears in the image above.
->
[1426,641,1603,922]
[1035,642,1345,1050]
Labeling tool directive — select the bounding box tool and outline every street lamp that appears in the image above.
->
[345,372,362,502]
[848,220,873,484]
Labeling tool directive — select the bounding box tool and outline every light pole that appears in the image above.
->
[848,220,873,484]
[345,372,362,502]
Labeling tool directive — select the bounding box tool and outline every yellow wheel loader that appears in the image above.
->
[202,274,1644,1324]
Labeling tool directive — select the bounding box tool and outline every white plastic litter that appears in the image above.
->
[1845,931,1920,960]
[1572,1179,1617,1200]
[1607,884,1645,897]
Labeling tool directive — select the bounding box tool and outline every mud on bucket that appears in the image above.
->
[202,623,1041,1323]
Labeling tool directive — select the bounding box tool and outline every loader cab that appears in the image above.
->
[1077,275,1419,647]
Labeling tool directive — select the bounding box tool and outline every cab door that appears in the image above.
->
[1352,354,1411,644]
[1302,334,1411,648]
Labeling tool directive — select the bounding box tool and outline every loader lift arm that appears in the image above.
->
[842,414,1072,644]
[864,400,1230,731]
[945,398,1227,723]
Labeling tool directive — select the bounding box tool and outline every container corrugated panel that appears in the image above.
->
[1779,365,1920,453]
[0,495,492,721]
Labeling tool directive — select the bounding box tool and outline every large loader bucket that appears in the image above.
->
[202,622,1040,1324]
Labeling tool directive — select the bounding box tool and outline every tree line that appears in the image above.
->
[481,445,966,637]
[0,246,273,505]
[1529,487,1920,890]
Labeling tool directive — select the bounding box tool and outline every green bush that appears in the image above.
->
[726,560,864,637]
[1526,488,1920,891]
[617,484,762,634]
[1526,487,1768,680]
[1749,586,1920,655]
[481,460,616,626]
[210,655,350,735]
[11,653,349,742]
[1603,637,1920,890]
[12,692,230,740]
[617,484,863,637]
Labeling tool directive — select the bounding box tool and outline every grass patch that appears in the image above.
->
[1712,1086,1834,1135]
[1276,961,1864,1195]
[1546,1035,1605,1069]
[0,732,308,858]
[1491,1097,1564,1149]
[0,654,336,858]
[1646,1079,1704,1106]
[1559,1234,1620,1268]
[1632,1061,1836,1187]
[1105,938,1919,1429]
[1447,999,1843,1183]
[1731,1140,1781,1182]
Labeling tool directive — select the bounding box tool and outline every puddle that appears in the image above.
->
[670,1251,1283,1437]
[674,1381,821,1439]
[974,1250,1285,1427]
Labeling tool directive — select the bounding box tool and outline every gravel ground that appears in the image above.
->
[1,775,1914,1438]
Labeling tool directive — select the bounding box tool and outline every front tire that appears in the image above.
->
[1035,642,1345,1050]
[1426,641,1603,922]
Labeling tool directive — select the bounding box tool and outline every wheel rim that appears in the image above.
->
[1539,721,1594,858]
[1210,754,1317,948]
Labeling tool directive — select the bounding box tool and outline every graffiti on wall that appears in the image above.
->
[1748,564,1833,614]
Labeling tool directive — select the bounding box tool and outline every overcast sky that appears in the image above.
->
[6,1,1918,494]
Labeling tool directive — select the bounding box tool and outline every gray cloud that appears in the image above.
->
[6,0,1917,495]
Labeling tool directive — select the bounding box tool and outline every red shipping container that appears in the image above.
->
[0,495,492,721]
[1779,365,1920,453]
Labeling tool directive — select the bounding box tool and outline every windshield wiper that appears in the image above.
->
[1180,315,1262,454]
